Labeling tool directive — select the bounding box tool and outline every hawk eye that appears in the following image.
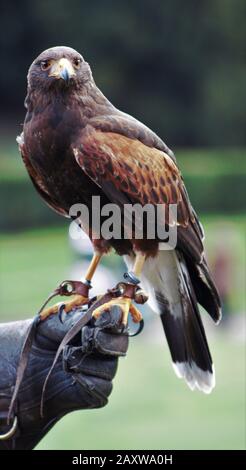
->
[40,60,51,71]
[73,57,81,68]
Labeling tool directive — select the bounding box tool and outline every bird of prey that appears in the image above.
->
[18,46,221,393]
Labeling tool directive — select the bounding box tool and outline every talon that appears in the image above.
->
[58,304,66,323]
[129,303,143,323]
[92,297,142,326]
[40,295,88,321]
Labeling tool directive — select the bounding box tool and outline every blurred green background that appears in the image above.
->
[0,0,245,451]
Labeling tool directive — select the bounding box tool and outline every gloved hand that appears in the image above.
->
[0,306,128,450]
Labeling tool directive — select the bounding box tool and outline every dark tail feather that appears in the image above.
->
[156,256,215,393]
[185,256,222,324]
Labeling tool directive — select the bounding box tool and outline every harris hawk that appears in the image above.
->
[17,46,221,393]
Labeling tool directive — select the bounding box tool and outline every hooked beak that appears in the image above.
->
[49,58,75,85]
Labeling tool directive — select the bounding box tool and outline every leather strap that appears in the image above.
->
[107,282,138,300]
[7,280,91,426]
[7,316,40,424]
[40,290,118,417]
[56,280,91,298]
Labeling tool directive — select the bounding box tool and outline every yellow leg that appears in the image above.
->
[132,252,146,278]
[92,252,146,325]
[84,252,102,282]
[40,252,103,320]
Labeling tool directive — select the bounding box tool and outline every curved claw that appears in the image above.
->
[58,304,66,323]
[129,318,144,337]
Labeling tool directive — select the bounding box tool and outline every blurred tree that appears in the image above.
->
[0,0,245,146]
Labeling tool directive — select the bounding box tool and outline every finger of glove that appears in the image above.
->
[92,328,129,356]
[93,306,125,331]
[80,325,129,359]
[35,308,86,350]
[78,306,129,356]
[63,344,119,381]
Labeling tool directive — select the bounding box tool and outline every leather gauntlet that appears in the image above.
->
[0,306,128,450]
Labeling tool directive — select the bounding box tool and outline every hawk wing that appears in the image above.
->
[71,122,220,323]
[72,125,203,260]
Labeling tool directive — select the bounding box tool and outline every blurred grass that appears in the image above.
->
[36,335,245,450]
[202,214,246,313]
[0,227,71,319]
[178,148,246,176]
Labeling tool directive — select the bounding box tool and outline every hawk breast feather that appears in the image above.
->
[17,133,67,217]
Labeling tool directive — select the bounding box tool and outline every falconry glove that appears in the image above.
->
[0,306,128,450]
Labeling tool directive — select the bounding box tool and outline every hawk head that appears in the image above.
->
[27,46,93,93]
